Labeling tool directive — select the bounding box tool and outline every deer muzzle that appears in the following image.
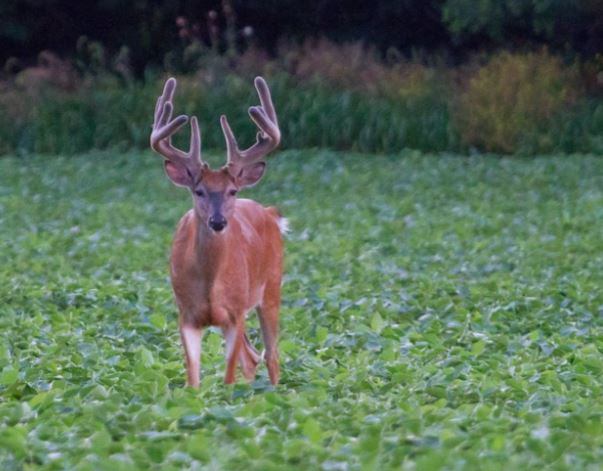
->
[208,215,227,232]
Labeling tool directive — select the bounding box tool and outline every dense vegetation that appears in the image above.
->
[2,1,603,157]
[2,0,602,69]
[1,150,602,469]
[2,43,603,156]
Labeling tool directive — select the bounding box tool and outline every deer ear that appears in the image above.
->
[236,162,266,188]
[164,161,193,187]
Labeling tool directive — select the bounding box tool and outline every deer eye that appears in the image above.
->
[228,189,238,197]
[195,189,206,198]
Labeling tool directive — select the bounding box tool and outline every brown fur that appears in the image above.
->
[171,194,283,386]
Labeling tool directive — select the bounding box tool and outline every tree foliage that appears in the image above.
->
[1,0,602,71]
[443,0,603,53]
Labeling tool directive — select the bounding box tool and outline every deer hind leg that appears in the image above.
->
[258,284,281,385]
[239,330,261,381]
[223,322,245,384]
[180,323,202,388]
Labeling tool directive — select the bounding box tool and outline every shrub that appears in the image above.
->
[454,50,581,153]
[279,38,439,99]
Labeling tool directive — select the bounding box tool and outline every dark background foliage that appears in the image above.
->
[2,0,602,74]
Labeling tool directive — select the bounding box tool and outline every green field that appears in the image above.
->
[1,150,602,470]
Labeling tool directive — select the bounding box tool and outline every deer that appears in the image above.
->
[150,76,285,387]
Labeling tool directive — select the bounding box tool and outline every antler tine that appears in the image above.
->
[254,76,278,127]
[223,76,281,174]
[150,78,204,173]
[220,114,238,157]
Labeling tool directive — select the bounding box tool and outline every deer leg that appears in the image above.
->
[258,286,281,385]
[180,323,202,388]
[223,322,244,384]
[239,331,261,381]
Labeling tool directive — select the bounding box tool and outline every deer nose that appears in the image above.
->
[208,215,227,232]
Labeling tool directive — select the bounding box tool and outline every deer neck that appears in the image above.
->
[193,212,234,282]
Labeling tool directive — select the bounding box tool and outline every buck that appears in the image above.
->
[150,76,284,387]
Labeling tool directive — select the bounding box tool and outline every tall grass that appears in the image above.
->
[1,41,602,156]
[2,74,453,156]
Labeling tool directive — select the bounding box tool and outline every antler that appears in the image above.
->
[220,76,281,175]
[151,78,204,175]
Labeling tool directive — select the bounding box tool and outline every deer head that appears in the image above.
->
[150,77,281,232]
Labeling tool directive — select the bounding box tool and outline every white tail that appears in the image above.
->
[277,217,290,235]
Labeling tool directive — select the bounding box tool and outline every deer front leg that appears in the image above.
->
[180,323,202,388]
[223,321,244,384]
